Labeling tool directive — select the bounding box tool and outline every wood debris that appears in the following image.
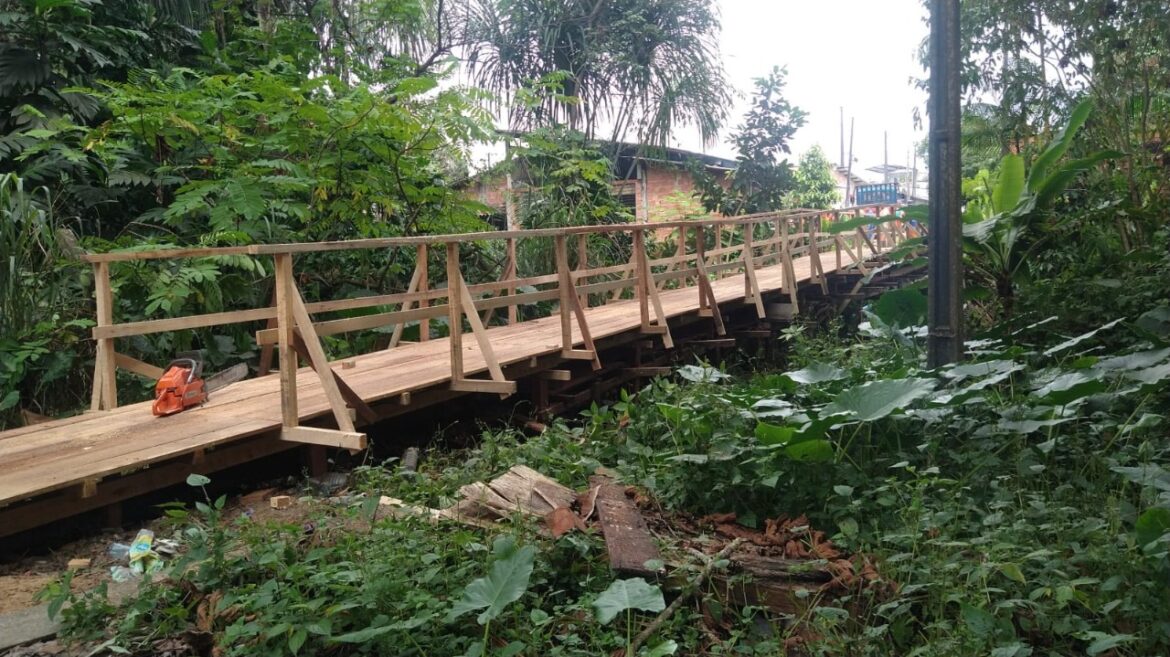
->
[590,473,663,576]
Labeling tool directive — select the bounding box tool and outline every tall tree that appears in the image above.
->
[462,0,731,147]
[787,146,840,210]
[693,66,807,216]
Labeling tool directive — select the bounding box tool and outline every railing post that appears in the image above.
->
[90,261,117,411]
[575,233,589,309]
[418,244,430,341]
[505,238,517,324]
[694,225,708,314]
[634,228,650,328]
[556,234,574,351]
[742,221,754,299]
[446,242,463,380]
[274,253,298,428]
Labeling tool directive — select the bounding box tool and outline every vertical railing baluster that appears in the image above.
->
[91,261,117,410]
[274,253,298,428]
[446,243,463,381]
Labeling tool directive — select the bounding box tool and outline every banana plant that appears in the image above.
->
[962,99,1120,316]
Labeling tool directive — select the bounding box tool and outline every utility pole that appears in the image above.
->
[883,131,889,183]
[844,117,855,206]
[927,0,963,367]
[839,107,845,169]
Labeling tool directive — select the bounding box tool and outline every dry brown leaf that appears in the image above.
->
[545,506,585,538]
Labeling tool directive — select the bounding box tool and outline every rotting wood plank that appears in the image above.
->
[590,474,663,576]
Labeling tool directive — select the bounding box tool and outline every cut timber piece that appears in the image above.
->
[114,353,165,380]
[686,338,737,348]
[451,379,517,395]
[538,369,572,381]
[562,349,596,361]
[269,495,293,510]
[456,465,575,520]
[281,426,367,450]
[590,474,663,576]
[626,367,672,377]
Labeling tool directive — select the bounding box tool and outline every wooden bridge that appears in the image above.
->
[0,206,916,537]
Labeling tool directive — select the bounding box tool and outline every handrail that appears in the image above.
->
[85,204,915,448]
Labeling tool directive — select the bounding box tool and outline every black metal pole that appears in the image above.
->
[927,0,963,367]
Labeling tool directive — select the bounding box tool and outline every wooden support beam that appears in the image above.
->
[289,284,358,433]
[388,247,426,348]
[685,338,737,348]
[556,235,603,370]
[113,353,164,380]
[447,243,464,384]
[625,367,672,377]
[741,224,766,319]
[633,229,674,348]
[562,349,597,361]
[274,253,299,428]
[505,239,517,324]
[282,426,367,450]
[91,261,117,410]
[258,288,279,376]
[450,378,517,395]
[455,269,517,396]
[693,225,726,336]
[290,335,378,425]
[538,369,572,381]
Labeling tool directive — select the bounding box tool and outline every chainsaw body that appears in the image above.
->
[152,357,207,417]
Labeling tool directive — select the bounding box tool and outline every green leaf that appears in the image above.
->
[784,362,846,385]
[870,288,927,328]
[1126,362,1170,386]
[754,422,795,446]
[960,603,997,640]
[644,640,679,657]
[186,473,210,487]
[823,378,936,421]
[998,562,1026,584]
[992,154,1025,213]
[1083,631,1136,656]
[0,390,19,412]
[1135,507,1170,548]
[288,628,307,654]
[593,578,666,624]
[447,535,535,625]
[1094,347,1170,372]
[784,439,833,462]
[1027,98,1092,193]
[1043,318,1125,356]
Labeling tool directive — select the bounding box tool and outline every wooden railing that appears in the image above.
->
[82,205,912,448]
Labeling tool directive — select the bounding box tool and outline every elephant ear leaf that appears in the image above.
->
[1027,98,1092,193]
[447,535,536,625]
[992,154,1025,214]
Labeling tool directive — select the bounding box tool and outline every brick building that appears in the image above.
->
[463,142,736,229]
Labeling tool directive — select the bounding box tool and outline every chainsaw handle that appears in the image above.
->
[166,357,202,384]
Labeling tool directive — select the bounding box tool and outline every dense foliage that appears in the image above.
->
[693,67,808,216]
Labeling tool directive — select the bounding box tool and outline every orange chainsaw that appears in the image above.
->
[152,355,248,417]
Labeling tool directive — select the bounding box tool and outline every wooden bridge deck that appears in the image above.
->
[0,208,911,536]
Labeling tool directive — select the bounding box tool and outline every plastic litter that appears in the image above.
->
[108,542,130,560]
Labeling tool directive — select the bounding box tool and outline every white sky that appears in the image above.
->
[677,0,930,181]
[469,0,931,184]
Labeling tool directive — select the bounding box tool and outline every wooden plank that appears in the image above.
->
[538,369,572,381]
[447,243,464,382]
[256,304,449,346]
[113,353,164,380]
[590,474,663,576]
[93,306,277,340]
[505,239,517,324]
[742,225,766,319]
[274,254,299,427]
[450,379,517,394]
[457,270,514,394]
[91,261,117,410]
[281,426,367,450]
[388,250,425,348]
[418,244,430,341]
[625,367,672,377]
[290,284,358,433]
[556,235,573,352]
[290,335,378,425]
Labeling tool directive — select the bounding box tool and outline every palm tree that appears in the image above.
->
[461,0,731,147]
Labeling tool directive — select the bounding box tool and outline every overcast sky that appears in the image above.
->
[470,1,931,183]
[678,0,930,181]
